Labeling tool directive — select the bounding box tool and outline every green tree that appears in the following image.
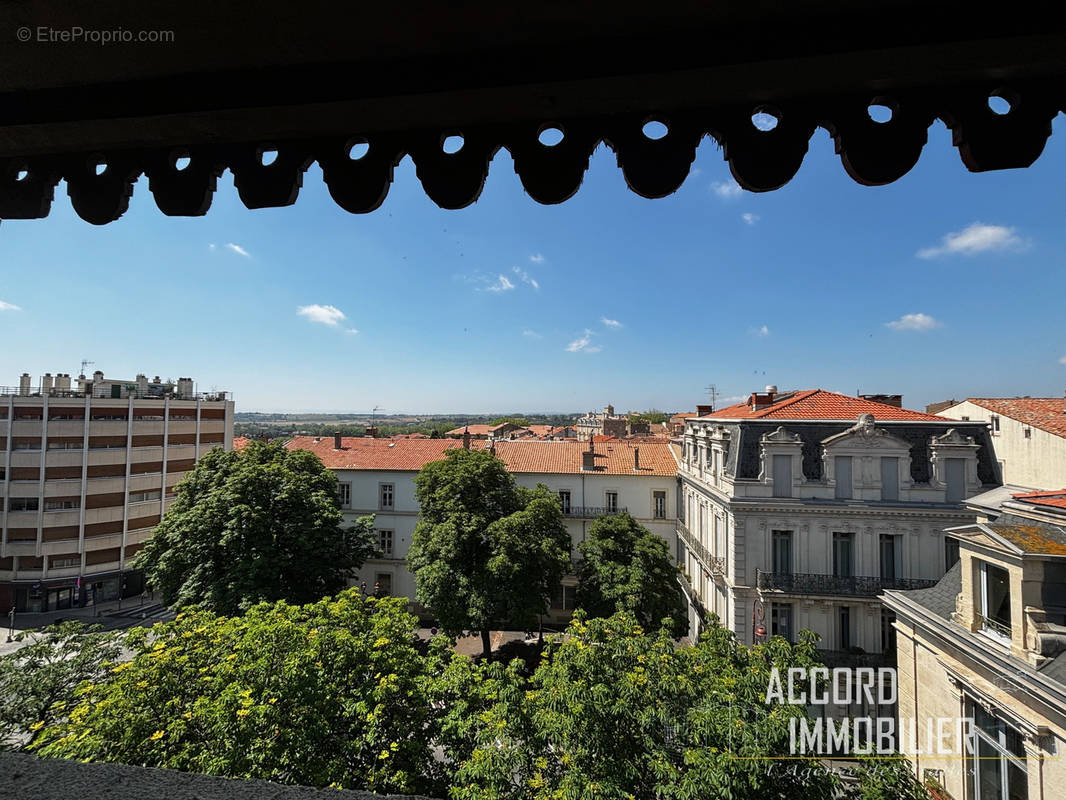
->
[0,621,121,750]
[452,611,841,800]
[33,591,452,795]
[136,440,376,615]
[489,417,530,427]
[576,512,688,638]
[407,448,571,657]
[628,410,668,425]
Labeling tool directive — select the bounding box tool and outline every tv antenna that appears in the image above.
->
[79,359,95,376]
[704,384,719,410]
[371,406,384,423]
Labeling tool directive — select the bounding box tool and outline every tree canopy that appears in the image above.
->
[136,440,376,614]
[0,621,121,750]
[576,512,688,638]
[628,410,668,425]
[489,417,530,427]
[406,448,571,656]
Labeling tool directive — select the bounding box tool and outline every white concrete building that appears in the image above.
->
[282,434,680,623]
[937,396,1066,490]
[1,370,234,612]
[677,388,1000,671]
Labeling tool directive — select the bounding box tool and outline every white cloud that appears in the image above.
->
[522,329,543,339]
[529,253,545,264]
[690,168,702,178]
[345,328,359,335]
[711,180,744,199]
[742,212,760,225]
[225,242,252,258]
[917,223,1025,259]
[601,317,622,329]
[297,304,347,327]
[208,243,216,251]
[1059,354,1066,366]
[0,300,21,312]
[512,266,539,290]
[885,313,941,332]
[566,330,602,354]
[485,274,515,292]
[751,324,770,337]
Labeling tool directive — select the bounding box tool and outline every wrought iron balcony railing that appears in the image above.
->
[561,505,627,518]
[816,648,895,669]
[979,614,1012,639]
[756,570,937,597]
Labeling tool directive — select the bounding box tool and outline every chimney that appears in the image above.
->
[605,404,614,417]
[334,432,342,450]
[41,373,54,393]
[19,373,31,395]
[582,449,596,471]
[462,426,471,449]
[750,389,776,411]
[633,447,640,472]
[696,404,714,416]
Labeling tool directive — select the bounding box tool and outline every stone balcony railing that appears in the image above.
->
[675,521,725,577]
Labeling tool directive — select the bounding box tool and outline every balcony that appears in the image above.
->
[675,520,724,576]
[756,570,937,597]
[816,648,895,669]
[561,506,627,519]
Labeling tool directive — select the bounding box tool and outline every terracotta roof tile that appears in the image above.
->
[699,389,946,421]
[444,424,494,436]
[964,397,1066,439]
[284,436,678,476]
[1012,489,1066,510]
[232,436,252,450]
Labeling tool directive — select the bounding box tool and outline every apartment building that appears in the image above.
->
[677,388,1000,670]
[937,396,1066,490]
[1,370,234,612]
[283,434,680,623]
[883,486,1066,800]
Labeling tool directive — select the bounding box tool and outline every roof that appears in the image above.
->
[961,398,1066,439]
[232,436,252,450]
[985,518,1066,556]
[444,424,494,436]
[285,436,678,476]
[700,389,948,421]
[887,561,962,622]
[1012,489,1066,510]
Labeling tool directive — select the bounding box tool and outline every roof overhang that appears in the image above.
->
[2,1,1065,224]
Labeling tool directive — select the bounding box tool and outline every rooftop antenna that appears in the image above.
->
[704,384,719,411]
[372,405,384,424]
[79,359,95,376]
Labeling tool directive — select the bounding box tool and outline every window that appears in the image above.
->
[653,490,666,519]
[979,561,1012,639]
[712,449,719,480]
[377,529,393,557]
[337,481,352,508]
[834,456,852,499]
[833,532,854,577]
[605,491,619,513]
[838,606,851,649]
[879,534,901,581]
[47,442,82,450]
[880,609,897,653]
[558,490,571,514]
[551,583,578,611]
[1024,427,1032,439]
[374,573,392,596]
[966,699,1027,800]
[771,454,792,498]
[961,415,970,421]
[880,457,899,501]
[379,483,394,510]
[51,557,79,568]
[128,490,161,503]
[945,457,966,503]
[45,499,80,511]
[990,414,1001,435]
[13,441,41,451]
[771,530,792,574]
[8,498,39,512]
[770,603,793,642]
[945,536,960,570]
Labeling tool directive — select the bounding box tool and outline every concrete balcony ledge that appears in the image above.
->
[0,752,442,800]
[756,570,937,597]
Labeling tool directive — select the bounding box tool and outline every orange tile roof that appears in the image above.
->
[700,389,946,421]
[284,436,678,476]
[444,424,494,436]
[1012,489,1066,510]
[965,397,1066,439]
[232,436,252,450]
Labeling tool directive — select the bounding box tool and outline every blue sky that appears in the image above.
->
[2,119,1065,414]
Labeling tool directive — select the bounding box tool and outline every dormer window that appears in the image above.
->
[979,561,1012,641]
